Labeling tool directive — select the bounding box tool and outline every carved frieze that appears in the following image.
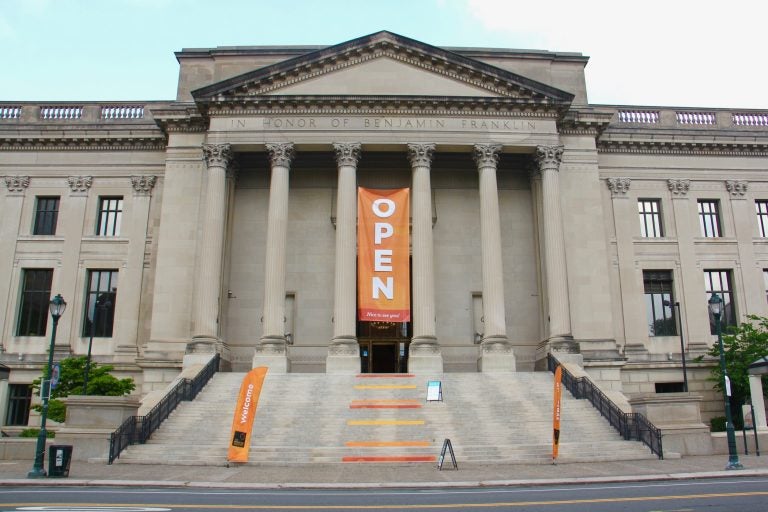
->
[266,143,295,168]
[4,176,30,192]
[534,145,564,172]
[333,142,362,167]
[67,176,93,193]
[667,179,690,196]
[407,143,436,168]
[202,143,232,169]
[473,143,502,168]
[131,175,157,195]
[606,177,631,196]
[725,180,748,197]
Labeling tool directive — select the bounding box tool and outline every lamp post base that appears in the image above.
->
[726,459,744,470]
[27,468,46,478]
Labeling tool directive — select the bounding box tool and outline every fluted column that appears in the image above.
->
[253,143,295,372]
[407,143,443,373]
[327,143,361,374]
[474,144,515,372]
[192,144,232,349]
[535,145,572,342]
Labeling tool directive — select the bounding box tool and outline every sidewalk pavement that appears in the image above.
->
[1,455,768,489]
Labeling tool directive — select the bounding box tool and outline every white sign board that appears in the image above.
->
[427,380,442,402]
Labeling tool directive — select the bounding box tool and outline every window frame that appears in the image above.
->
[32,196,60,236]
[756,200,768,237]
[643,270,677,337]
[704,269,736,334]
[698,199,722,238]
[5,384,32,426]
[82,269,118,338]
[15,268,53,337]
[638,199,664,238]
[96,196,123,237]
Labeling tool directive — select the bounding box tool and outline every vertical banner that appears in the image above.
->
[552,365,562,461]
[227,367,268,463]
[357,187,410,322]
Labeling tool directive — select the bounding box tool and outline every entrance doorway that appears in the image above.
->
[358,322,410,373]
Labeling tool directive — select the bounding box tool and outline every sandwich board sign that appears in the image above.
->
[426,380,442,401]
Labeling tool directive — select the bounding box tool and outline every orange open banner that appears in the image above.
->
[227,367,268,463]
[357,187,410,322]
[552,365,562,461]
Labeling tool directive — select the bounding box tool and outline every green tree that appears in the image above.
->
[32,356,135,423]
[699,315,768,408]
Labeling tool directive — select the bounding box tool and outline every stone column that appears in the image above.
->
[0,177,29,350]
[535,145,574,350]
[253,143,295,373]
[407,143,443,373]
[327,143,361,374]
[113,176,157,362]
[473,144,515,372]
[191,144,232,355]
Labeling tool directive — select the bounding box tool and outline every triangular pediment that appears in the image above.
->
[192,31,574,111]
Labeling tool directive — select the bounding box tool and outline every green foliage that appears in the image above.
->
[19,428,54,438]
[697,315,768,406]
[710,416,726,432]
[31,356,135,423]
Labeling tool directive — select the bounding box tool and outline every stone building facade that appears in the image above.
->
[1,31,767,426]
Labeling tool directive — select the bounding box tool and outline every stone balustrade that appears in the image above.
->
[617,107,768,129]
[0,102,161,123]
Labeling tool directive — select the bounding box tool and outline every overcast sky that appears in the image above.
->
[1,0,766,109]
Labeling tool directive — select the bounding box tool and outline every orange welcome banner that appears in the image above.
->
[227,367,268,463]
[358,187,410,322]
[552,365,562,461]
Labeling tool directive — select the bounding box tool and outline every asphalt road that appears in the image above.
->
[1,478,767,511]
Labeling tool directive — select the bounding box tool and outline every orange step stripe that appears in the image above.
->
[350,404,421,409]
[356,374,415,378]
[342,456,436,463]
[345,441,431,447]
[350,399,421,404]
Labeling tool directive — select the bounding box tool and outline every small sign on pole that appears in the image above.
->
[426,380,442,402]
[437,438,457,470]
[50,363,61,390]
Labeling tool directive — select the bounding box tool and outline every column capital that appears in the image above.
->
[131,175,157,195]
[407,143,436,168]
[266,142,295,168]
[606,177,631,196]
[668,179,690,196]
[333,142,362,167]
[4,175,30,193]
[473,143,502,168]
[202,143,233,169]
[535,145,564,172]
[67,175,93,193]
[726,180,748,197]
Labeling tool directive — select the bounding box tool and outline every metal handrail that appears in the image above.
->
[548,353,663,459]
[108,353,220,464]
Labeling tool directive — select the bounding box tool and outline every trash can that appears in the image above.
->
[47,445,72,478]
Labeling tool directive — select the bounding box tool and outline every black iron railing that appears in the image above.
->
[548,353,663,459]
[108,353,220,464]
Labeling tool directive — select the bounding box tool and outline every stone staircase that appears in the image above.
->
[115,371,655,466]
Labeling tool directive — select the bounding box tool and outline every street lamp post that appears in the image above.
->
[708,293,743,470]
[27,294,66,478]
[83,297,111,395]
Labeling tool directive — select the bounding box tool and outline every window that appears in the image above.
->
[655,382,685,393]
[704,270,736,334]
[16,269,53,336]
[764,269,768,303]
[756,201,768,237]
[638,199,663,237]
[5,384,32,426]
[32,196,59,235]
[644,270,676,336]
[82,270,118,337]
[96,196,123,236]
[698,200,721,237]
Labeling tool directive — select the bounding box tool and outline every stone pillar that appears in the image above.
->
[327,143,361,374]
[253,143,295,372]
[407,143,443,373]
[0,177,29,350]
[114,176,156,362]
[473,144,515,372]
[535,145,574,351]
[749,374,767,430]
[191,144,232,355]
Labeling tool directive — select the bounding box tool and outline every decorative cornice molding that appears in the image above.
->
[667,179,691,196]
[535,145,564,172]
[725,180,748,197]
[266,143,295,168]
[607,177,631,196]
[472,143,502,168]
[407,143,436,168]
[202,143,233,169]
[131,175,157,195]
[333,142,362,167]
[4,175,30,192]
[0,138,166,151]
[598,140,768,157]
[67,176,93,193]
